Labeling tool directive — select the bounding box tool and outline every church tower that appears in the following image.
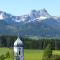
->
[14,37,24,60]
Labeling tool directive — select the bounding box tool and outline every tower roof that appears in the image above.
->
[14,37,23,47]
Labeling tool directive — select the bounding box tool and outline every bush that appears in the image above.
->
[0,54,5,60]
[5,51,10,58]
[42,43,52,60]
[43,44,52,58]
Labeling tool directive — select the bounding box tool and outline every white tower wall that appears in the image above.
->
[14,37,24,60]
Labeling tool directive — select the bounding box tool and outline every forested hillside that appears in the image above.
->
[0,36,60,50]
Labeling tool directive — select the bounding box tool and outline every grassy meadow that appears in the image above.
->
[24,49,43,60]
[0,48,60,60]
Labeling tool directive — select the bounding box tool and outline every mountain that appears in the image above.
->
[0,9,60,38]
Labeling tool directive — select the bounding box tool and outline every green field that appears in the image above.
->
[24,49,43,60]
[0,48,60,60]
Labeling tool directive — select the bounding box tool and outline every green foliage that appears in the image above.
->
[0,54,5,60]
[42,43,52,60]
[0,51,10,60]
[5,51,10,58]
[54,55,60,60]
[0,48,60,60]
[0,36,60,50]
[0,48,13,60]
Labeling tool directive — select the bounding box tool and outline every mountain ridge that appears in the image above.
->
[0,9,60,37]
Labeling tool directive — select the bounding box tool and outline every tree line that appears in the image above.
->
[0,36,60,50]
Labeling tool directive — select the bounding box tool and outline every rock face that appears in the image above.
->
[0,9,60,37]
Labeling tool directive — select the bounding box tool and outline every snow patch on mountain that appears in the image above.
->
[0,9,52,22]
[15,19,21,22]
[36,16,47,20]
[0,13,4,20]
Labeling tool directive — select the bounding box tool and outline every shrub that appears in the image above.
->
[5,51,10,58]
[0,54,5,60]
[42,43,52,60]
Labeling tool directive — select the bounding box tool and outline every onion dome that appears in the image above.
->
[14,37,23,47]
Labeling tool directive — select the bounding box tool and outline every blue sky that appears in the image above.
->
[0,0,60,16]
